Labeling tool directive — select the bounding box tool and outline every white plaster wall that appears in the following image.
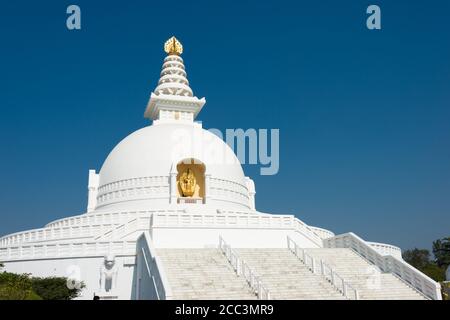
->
[2,255,136,300]
[152,227,321,249]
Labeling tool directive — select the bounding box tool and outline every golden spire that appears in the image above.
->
[164,36,183,55]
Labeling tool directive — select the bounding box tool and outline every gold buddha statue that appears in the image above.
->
[179,168,196,197]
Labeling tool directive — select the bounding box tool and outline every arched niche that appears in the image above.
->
[176,158,206,201]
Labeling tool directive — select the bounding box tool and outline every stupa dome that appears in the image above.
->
[96,122,250,211]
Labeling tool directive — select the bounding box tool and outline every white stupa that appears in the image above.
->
[0,37,441,300]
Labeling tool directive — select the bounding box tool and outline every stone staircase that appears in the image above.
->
[236,248,347,300]
[156,247,428,300]
[305,248,427,300]
[157,249,257,300]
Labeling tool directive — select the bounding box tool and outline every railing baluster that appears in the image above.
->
[287,236,358,300]
[219,236,270,300]
[325,233,440,300]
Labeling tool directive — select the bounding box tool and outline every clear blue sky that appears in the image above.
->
[0,0,449,251]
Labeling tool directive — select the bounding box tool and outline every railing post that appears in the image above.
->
[237,258,242,276]
[342,279,346,296]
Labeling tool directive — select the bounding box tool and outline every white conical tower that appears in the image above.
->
[144,36,206,122]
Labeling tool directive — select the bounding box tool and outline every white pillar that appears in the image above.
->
[87,170,99,213]
[245,177,256,210]
[204,172,211,204]
[170,166,178,204]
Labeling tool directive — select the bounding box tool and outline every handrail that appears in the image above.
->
[136,231,173,300]
[292,218,324,246]
[44,209,185,228]
[287,236,358,300]
[0,216,151,247]
[0,239,136,261]
[324,232,441,300]
[94,219,137,240]
[240,260,271,300]
[219,236,241,274]
[366,241,402,259]
[219,236,271,300]
[95,217,150,241]
[2,211,325,249]
[308,226,335,240]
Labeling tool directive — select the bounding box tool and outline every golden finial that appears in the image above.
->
[164,36,183,55]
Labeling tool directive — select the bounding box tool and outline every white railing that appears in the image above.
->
[152,213,323,247]
[2,210,324,248]
[292,218,324,246]
[95,216,150,241]
[136,232,173,300]
[240,260,271,300]
[44,209,185,229]
[309,226,335,240]
[154,213,293,229]
[45,211,142,228]
[219,237,241,273]
[0,216,151,247]
[0,240,136,261]
[367,241,402,259]
[287,236,358,300]
[219,236,271,300]
[0,210,147,246]
[324,232,442,300]
[0,224,113,247]
[1,210,186,247]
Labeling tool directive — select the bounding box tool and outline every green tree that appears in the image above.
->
[442,282,450,300]
[421,264,446,282]
[403,248,431,270]
[403,247,446,282]
[0,271,83,300]
[0,272,41,300]
[31,277,84,300]
[432,237,450,268]
[403,237,450,285]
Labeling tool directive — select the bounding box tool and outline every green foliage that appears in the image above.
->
[421,264,446,282]
[31,277,85,300]
[403,248,431,270]
[0,272,39,300]
[442,282,450,300]
[0,271,84,300]
[26,290,43,300]
[403,236,450,299]
[432,237,450,269]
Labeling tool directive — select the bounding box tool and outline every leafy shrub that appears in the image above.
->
[0,272,39,300]
[0,271,84,300]
[31,277,84,300]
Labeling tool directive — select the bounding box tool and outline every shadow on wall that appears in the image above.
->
[135,236,156,299]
